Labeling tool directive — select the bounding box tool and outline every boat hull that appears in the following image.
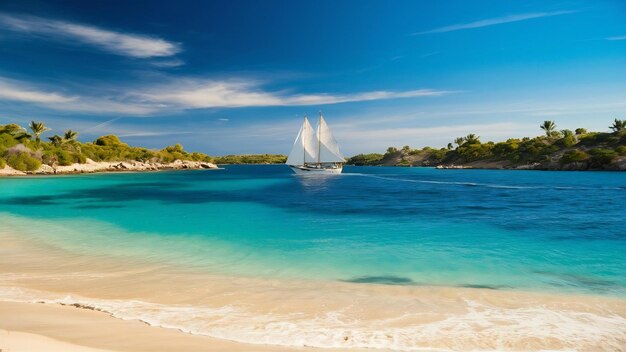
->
[289,164,343,174]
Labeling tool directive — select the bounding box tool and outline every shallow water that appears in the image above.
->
[0,166,625,350]
[1,165,624,295]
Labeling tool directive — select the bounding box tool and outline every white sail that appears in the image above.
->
[286,117,317,166]
[316,115,345,163]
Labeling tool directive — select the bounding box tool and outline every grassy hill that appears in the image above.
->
[347,120,626,171]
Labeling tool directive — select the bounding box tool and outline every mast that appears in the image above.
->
[317,112,322,165]
[303,116,307,166]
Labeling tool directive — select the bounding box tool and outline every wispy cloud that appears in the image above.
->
[117,131,199,138]
[0,14,181,58]
[80,117,123,133]
[411,10,576,35]
[336,122,536,152]
[606,35,626,41]
[0,78,76,103]
[138,79,453,109]
[150,59,185,68]
[0,76,157,115]
[0,76,452,115]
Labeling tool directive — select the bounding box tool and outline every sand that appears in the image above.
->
[0,158,218,176]
[0,301,322,352]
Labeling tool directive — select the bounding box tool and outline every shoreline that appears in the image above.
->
[1,224,624,352]
[0,301,320,352]
[0,158,219,177]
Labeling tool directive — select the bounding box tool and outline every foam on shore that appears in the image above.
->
[0,285,624,351]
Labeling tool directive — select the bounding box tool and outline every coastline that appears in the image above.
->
[0,158,219,177]
[1,224,624,352]
[0,301,319,352]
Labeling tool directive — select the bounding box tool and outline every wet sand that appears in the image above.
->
[0,301,321,352]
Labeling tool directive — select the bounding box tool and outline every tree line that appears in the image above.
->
[348,119,626,169]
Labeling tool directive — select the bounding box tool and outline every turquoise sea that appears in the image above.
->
[1,165,624,296]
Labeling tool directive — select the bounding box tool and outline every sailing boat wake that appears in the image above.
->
[286,113,345,174]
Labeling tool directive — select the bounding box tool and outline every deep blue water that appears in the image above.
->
[1,165,624,295]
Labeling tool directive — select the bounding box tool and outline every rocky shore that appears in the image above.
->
[434,155,626,171]
[0,158,218,176]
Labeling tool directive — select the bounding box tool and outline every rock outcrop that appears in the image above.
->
[0,159,219,176]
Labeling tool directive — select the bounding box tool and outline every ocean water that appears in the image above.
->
[1,165,625,350]
[0,165,625,295]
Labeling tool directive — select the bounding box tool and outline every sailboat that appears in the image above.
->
[286,112,345,174]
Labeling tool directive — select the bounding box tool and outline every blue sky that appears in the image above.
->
[0,0,625,155]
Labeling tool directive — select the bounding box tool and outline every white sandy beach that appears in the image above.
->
[0,222,625,352]
[0,301,326,352]
[0,158,218,176]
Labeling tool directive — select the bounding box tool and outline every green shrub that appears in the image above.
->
[428,148,448,163]
[94,135,127,147]
[561,150,589,164]
[347,153,384,166]
[588,148,617,167]
[557,130,577,147]
[6,152,41,171]
[615,145,626,156]
[0,157,5,168]
[57,150,73,166]
[0,133,18,149]
[74,152,87,164]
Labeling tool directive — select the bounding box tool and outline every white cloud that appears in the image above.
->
[117,131,198,138]
[0,76,157,115]
[150,59,185,68]
[0,78,76,103]
[137,80,452,109]
[0,76,451,116]
[334,122,537,153]
[606,35,626,41]
[412,10,576,35]
[52,99,158,115]
[0,14,180,58]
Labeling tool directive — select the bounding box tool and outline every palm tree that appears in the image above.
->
[540,120,556,137]
[0,123,31,141]
[609,119,626,133]
[29,121,50,144]
[48,135,63,147]
[454,137,465,147]
[64,129,78,141]
[63,129,81,153]
[465,134,480,145]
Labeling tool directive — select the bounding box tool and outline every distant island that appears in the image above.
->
[347,119,626,171]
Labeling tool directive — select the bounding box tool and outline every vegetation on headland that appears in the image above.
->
[0,121,289,173]
[213,154,287,164]
[347,119,626,171]
[0,121,213,172]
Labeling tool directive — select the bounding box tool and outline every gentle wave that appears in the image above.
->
[1,286,624,351]
[347,173,625,190]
